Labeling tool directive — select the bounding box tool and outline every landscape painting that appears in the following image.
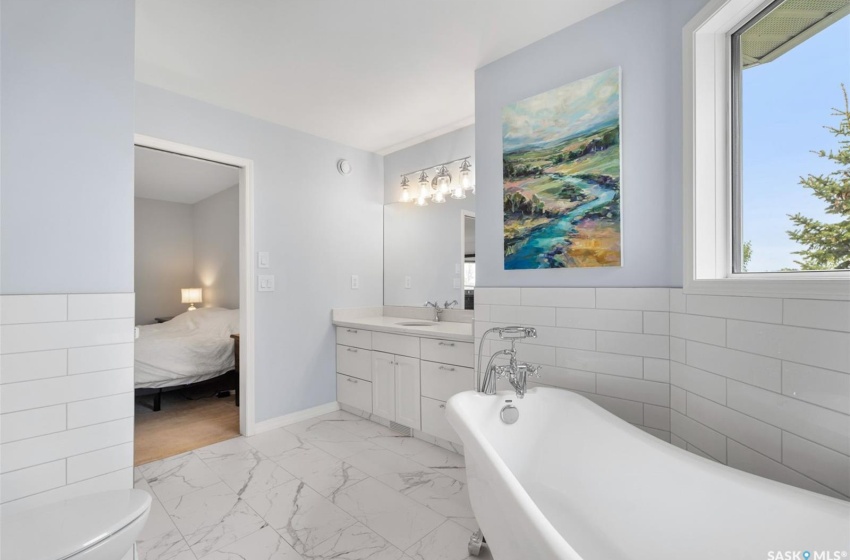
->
[503,67,622,269]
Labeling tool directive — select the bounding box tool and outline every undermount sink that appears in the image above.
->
[395,321,437,327]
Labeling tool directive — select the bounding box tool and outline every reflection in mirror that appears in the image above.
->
[463,213,475,310]
[384,192,475,309]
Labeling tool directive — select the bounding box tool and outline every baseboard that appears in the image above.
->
[251,401,340,434]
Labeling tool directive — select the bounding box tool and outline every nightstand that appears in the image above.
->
[154,316,174,323]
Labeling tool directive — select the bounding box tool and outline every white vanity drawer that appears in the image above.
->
[336,344,372,381]
[421,361,474,402]
[420,338,473,368]
[337,374,372,412]
[421,396,460,444]
[372,332,420,358]
[336,326,372,350]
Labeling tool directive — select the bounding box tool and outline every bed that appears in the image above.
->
[135,307,240,411]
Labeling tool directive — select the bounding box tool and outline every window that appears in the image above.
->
[464,262,476,289]
[684,0,850,299]
[731,0,850,273]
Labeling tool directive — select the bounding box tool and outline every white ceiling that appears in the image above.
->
[134,146,240,204]
[135,0,622,154]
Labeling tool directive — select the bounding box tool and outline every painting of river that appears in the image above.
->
[503,67,622,269]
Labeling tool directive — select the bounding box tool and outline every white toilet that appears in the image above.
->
[1,489,152,560]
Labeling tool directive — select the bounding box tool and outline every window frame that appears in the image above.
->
[683,0,850,299]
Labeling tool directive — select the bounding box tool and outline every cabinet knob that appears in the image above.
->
[439,366,456,372]
[346,329,358,333]
[347,348,358,353]
[347,377,358,383]
[439,404,446,409]
[438,342,455,347]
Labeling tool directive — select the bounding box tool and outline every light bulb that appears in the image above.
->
[432,190,446,203]
[400,187,411,203]
[418,171,430,199]
[415,195,429,207]
[459,159,474,191]
[451,185,466,199]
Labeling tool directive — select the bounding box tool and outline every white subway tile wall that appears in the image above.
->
[669,289,850,500]
[0,294,135,513]
[475,287,672,443]
[476,287,850,501]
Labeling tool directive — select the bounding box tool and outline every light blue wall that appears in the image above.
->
[475,0,708,288]
[135,84,384,422]
[1,0,135,294]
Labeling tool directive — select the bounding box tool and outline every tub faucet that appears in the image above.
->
[477,326,541,398]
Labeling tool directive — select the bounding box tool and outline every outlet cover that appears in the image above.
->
[351,275,360,289]
[258,275,275,291]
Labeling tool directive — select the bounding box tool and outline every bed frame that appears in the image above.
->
[135,334,240,412]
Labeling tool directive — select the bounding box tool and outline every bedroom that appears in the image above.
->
[133,146,242,465]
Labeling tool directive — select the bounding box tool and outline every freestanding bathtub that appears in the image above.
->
[446,387,850,560]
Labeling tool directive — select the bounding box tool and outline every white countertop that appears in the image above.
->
[333,315,474,342]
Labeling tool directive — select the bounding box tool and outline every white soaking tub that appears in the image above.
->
[446,387,850,560]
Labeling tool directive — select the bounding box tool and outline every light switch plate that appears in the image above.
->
[455,263,461,274]
[258,251,270,268]
[351,275,360,289]
[404,276,411,289]
[258,274,275,291]
[453,277,461,289]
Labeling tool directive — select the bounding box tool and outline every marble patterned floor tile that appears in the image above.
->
[193,437,254,462]
[309,431,384,460]
[403,476,475,531]
[284,414,363,436]
[136,499,194,560]
[140,452,221,502]
[134,467,154,494]
[246,428,310,461]
[336,419,402,439]
[201,447,295,499]
[244,478,357,553]
[333,478,445,551]
[301,522,404,560]
[404,520,474,560]
[199,526,303,560]
[273,444,367,501]
[163,482,267,558]
[345,449,441,493]
[369,436,441,458]
[408,447,466,484]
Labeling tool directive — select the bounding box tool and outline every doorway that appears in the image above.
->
[133,135,256,465]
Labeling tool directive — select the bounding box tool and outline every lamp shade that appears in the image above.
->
[181,288,203,304]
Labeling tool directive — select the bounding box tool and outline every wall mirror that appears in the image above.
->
[383,194,476,309]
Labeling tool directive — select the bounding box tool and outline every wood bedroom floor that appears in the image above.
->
[134,384,240,466]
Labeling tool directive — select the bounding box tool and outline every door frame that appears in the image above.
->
[134,134,257,436]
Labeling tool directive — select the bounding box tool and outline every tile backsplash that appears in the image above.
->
[0,293,136,513]
[475,287,849,500]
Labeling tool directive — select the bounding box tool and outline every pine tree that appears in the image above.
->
[787,85,850,270]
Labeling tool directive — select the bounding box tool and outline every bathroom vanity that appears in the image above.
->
[332,315,473,445]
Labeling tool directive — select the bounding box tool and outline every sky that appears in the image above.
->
[741,14,850,272]
[502,67,620,152]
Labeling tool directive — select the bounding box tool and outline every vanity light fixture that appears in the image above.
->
[418,170,431,199]
[399,176,411,203]
[435,165,452,195]
[399,156,472,208]
[451,183,466,200]
[459,158,473,191]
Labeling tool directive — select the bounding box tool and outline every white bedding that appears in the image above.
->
[135,307,240,389]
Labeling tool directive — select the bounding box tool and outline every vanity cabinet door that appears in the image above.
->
[371,351,396,421]
[394,355,421,430]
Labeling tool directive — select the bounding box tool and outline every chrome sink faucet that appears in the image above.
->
[425,301,444,322]
[476,326,541,399]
